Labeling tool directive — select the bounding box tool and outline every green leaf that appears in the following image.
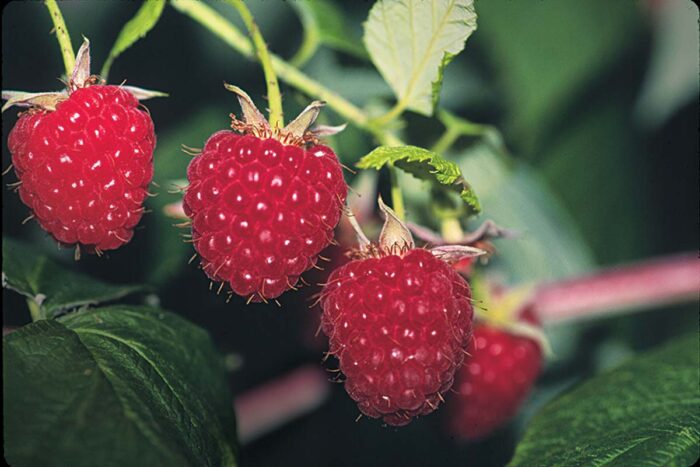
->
[2,237,143,318]
[357,145,480,215]
[455,141,594,283]
[475,0,644,152]
[290,0,367,65]
[510,335,700,467]
[100,0,166,79]
[4,305,238,467]
[363,0,477,116]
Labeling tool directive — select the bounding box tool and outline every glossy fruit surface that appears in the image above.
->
[321,248,473,426]
[9,85,155,252]
[185,130,346,301]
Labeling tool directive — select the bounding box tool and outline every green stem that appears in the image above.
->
[26,299,45,322]
[440,217,464,243]
[430,126,461,154]
[227,0,284,128]
[171,0,368,130]
[372,100,407,127]
[388,165,406,221]
[171,0,408,216]
[289,22,319,68]
[45,0,75,77]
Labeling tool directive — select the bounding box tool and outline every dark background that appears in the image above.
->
[3,1,698,466]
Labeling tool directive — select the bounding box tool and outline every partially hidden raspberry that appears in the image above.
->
[447,309,542,440]
[184,87,347,302]
[320,248,474,426]
[8,85,155,252]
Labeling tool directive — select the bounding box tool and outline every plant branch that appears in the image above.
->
[234,365,329,445]
[388,165,406,221]
[227,0,284,128]
[26,299,45,322]
[172,0,409,217]
[170,0,375,137]
[534,253,699,325]
[44,0,75,77]
[431,126,461,154]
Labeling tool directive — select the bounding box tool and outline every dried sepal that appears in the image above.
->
[70,37,92,89]
[408,219,515,246]
[224,83,271,136]
[2,36,164,114]
[120,85,169,101]
[282,100,325,138]
[1,91,68,113]
[308,123,347,138]
[378,196,414,254]
[344,207,371,254]
[429,245,487,263]
[223,83,344,146]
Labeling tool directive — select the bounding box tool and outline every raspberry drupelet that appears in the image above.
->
[3,38,160,255]
[9,86,155,252]
[320,199,484,426]
[184,85,347,302]
[448,306,543,440]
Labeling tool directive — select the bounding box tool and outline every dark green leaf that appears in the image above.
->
[476,0,644,151]
[363,0,477,115]
[3,306,238,467]
[358,145,481,215]
[100,0,166,79]
[2,236,143,318]
[510,335,700,466]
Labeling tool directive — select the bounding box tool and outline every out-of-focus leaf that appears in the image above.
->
[634,0,700,128]
[3,305,238,467]
[510,334,700,466]
[538,93,648,264]
[2,237,142,318]
[476,0,645,150]
[457,142,594,283]
[100,0,166,79]
[303,49,392,107]
[358,145,481,215]
[290,0,367,65]
[363,0,477,115]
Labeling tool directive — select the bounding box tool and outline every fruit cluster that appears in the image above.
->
[4,38,542,437]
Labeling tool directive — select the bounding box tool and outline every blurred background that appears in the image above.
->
[3,0,698,465]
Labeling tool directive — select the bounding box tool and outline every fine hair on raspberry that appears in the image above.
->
[320,247,474,426]
[184,128,347,302]
[8,85,156,253]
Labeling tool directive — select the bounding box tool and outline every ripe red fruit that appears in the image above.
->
[321,248,474,426]
[8,85,155,252]
[447,311,542,440]
[4,39,160,254]
[184,86,347,301]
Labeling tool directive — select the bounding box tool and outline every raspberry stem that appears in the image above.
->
[228,0,284,129]
[44,0,75,77]
[26,299,45,322]
[534,253,699,324]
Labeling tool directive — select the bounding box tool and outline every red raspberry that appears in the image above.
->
[8,85,155,252]
[447,311,542,440]
[320,248,474,426]
[184,131,346,301]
